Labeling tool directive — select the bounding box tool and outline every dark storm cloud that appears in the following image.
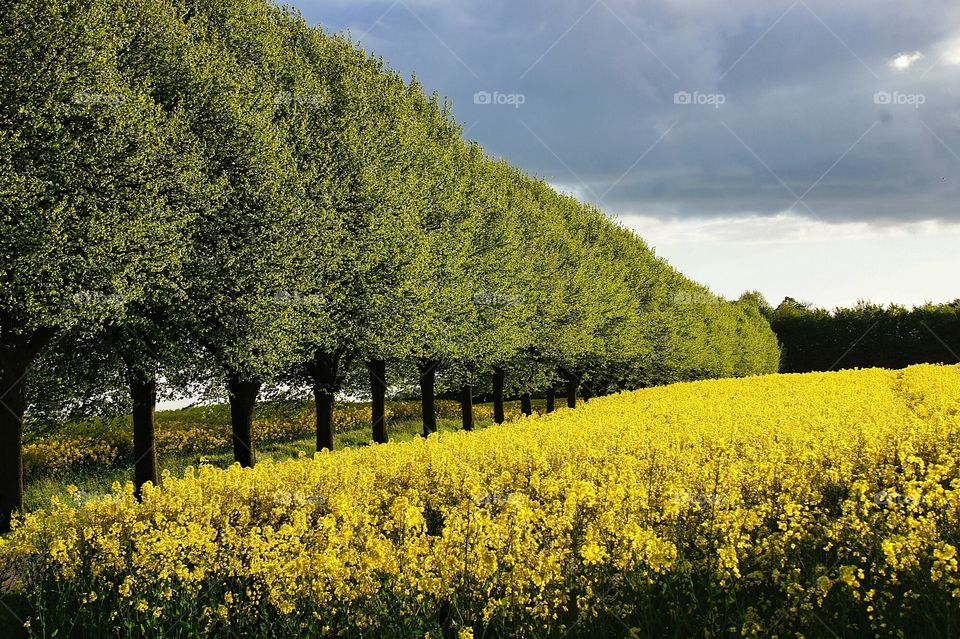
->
[292,0,960,223]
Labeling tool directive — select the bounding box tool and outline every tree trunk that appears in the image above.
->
[226,375,260,468]
[563,369,578,409]
[0,354,29,534]
[368,359,388,444]
[581,383,593,403]
[521,392,532,416]
[130,369,158,500]
[460,384,474,431]
[313,385,334,453]
[419,360,438,437]
[307,350,340,452]
[492,367,505,424]
[546,387,556,413]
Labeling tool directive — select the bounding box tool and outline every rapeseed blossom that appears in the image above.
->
[23,400,509,477]
[2,365,959,637]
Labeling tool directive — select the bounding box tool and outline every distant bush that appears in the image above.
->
[767,298,960,372]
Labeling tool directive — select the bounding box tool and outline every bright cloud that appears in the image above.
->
[618,213,960,308]
[889,51,924,70]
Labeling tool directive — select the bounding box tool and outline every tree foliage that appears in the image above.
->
[768,298,960,373]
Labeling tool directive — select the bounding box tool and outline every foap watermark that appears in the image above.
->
[672,491,726,507]
[474,90,526,109]
[872,490,923,509]
[472,491,521,507]
[874,90,925,109]
[73,91,124,106]
[72,290,125,307]
[674,90,726,109]
[473,292,525,307]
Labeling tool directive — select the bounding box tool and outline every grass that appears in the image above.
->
[22,399,544,513]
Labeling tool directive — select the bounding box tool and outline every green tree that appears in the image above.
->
[278,28,440,448]
[0,0,204,529]
[146,0,315,467]
[447,155,536,428]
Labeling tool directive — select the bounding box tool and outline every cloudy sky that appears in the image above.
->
[291,0,960,310]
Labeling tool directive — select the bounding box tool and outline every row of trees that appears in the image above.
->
[0,0,780,531]
[767,298,960,373]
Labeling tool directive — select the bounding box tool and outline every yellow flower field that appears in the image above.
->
[2,365,959,637]
[22,400,520,479]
